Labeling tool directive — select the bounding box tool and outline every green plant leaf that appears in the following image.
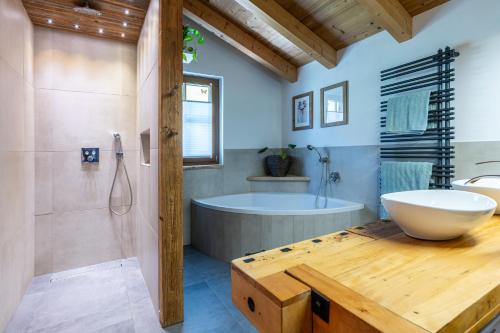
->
[258,147,268,154]
[192,51,198,61]
[280,151,287,160]
[194,29,200,37]
[288,144,296,149]
[187,46,194,52]
[198,36,205,44]
[182,53,187,62]
[184,35,193,42]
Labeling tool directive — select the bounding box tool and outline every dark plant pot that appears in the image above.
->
[265,155,291,177]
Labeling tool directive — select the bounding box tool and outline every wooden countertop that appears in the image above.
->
[232,217,500,332]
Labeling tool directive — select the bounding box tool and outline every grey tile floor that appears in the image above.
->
[6,247,256,333]
[166,246,257,333]
[6,258,163,333]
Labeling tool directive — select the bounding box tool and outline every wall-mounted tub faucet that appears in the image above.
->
[307,145,341,209]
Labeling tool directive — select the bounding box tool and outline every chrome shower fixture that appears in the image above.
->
[109,133,133,216]
[73,1,102,16]
[307,145,328,163]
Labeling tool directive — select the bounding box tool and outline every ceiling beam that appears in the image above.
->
[233,0,337,69]
[357,0,413,42]
[183,0,298,82]
[236,0,337,68]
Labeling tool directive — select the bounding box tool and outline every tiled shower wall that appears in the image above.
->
[0,0,34,330]
[33,28,137,275]
[136,0,160,313]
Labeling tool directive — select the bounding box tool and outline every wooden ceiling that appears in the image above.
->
[22,0,150,43]
[184,0,448,81]
[21,0,448,80]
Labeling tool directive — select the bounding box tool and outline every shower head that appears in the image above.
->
[307,144,328,163]
[113,133,123,157]
[73,1,102,16]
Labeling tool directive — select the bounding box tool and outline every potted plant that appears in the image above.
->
[258,144,296,177]
[183,25,205,64]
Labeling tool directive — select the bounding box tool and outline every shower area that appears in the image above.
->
[8,0,164,329]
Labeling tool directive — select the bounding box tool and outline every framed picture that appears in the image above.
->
[320,81,348,127]
[292,91,313,131]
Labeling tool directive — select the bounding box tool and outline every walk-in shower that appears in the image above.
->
[109,133,133,215]
[307,145,340,208]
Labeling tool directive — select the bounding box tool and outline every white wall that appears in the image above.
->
[282,0,500,148]
[183,18,283,150]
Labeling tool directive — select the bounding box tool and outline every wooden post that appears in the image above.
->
[158,0,184,327]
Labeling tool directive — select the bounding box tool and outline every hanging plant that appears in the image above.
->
[183,25,205,64]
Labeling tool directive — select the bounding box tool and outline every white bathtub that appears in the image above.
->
[191,192,368,261]
[193,192,364,215]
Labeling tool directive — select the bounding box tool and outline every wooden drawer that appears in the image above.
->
[232,266,312,333]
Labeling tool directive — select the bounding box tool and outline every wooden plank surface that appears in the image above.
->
[183,0,298,82]
[233,0,337,68]
[233,217,500,333]
[288,264,429,333]
[297,217,500,333]
[232,268,312,333]
[158,0,184,326]
[357,0,413,42]
[232,229,377,280]
[22,0,149,43]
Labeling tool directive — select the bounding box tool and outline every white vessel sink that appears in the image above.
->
[381,190,496,240]
[453,178,500,214]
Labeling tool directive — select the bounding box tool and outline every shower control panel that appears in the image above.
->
[81,148,99,163]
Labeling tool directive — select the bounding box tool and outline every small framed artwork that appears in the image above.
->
[320,81,348,127]
[292,91,313,131]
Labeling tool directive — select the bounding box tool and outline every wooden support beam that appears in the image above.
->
[357,0,413,42]
[158,0,184,327]
[233,0,337,69]
[183,0,298,82]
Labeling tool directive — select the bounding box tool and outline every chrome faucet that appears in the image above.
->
[464,160,500,184]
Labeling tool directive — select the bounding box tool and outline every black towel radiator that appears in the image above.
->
[379,47,459,189]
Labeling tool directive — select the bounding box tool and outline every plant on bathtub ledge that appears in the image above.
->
[258,144,296,177]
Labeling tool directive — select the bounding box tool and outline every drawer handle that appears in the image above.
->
[247,297,255,312]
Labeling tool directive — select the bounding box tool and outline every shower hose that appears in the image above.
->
[109,153,133,216]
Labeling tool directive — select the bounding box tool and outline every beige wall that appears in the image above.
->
[136,0,160,314]
[0,0,35,330]
[33,27,137,274]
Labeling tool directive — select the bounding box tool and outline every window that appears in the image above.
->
[182,75,220,166]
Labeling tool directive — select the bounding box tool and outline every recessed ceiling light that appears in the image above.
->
[124,9,130,15]
[121,33,125,38]
[74,24,80,29]
[122,22,128,27]
[48,18,53,24]
[98,28,104,34]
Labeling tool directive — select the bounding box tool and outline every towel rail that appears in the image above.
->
[380,47,459,190]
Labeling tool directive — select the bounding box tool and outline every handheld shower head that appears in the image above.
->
[113,133,123,157]
[307,144,327,162]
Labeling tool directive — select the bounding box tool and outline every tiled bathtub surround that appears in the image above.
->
[192,205,368,262]
[0,0,35,330]
[184,149,309,245]
[33,27,137,275]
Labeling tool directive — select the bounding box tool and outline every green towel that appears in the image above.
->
[380,161,433,220]
[386,90,431,134]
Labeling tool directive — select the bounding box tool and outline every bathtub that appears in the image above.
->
[191,192,369,262]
